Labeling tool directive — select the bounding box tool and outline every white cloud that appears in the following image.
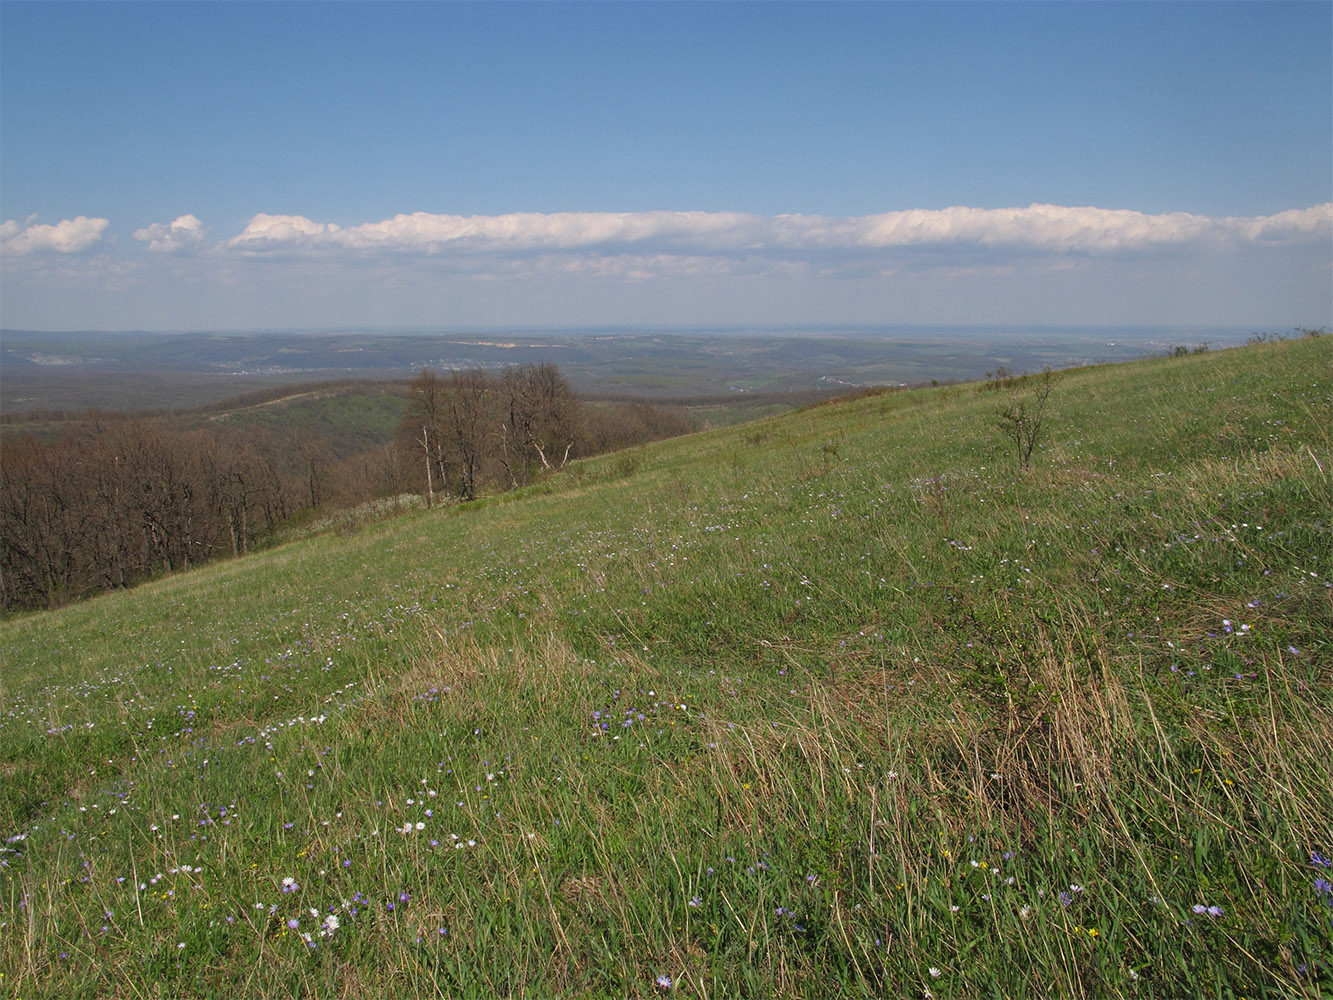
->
[226,212,338,251]
[224,210,756,254]
[133,214,208,253]
[1,216,110,256]
[219,204,1333,261]
[846,204,1218,252]
[1235,205,1333,243]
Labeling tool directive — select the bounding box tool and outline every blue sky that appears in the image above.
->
[2,0,1330,332]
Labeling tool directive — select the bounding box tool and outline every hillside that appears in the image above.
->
[200,384,411,461]
[1,337,1330,998]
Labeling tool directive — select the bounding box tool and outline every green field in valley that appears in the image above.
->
[1,336,1330,998]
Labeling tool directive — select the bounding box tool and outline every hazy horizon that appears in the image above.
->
[0,322,1274,341]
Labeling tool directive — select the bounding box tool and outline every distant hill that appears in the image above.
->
[1,325,1255,414]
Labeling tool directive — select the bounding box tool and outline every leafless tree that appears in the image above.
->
[498,362,580,486]
[996,369,1053,469]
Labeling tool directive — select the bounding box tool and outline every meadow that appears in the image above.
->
[1,336,1330,998]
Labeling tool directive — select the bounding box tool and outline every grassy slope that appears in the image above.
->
[1,338,1330,998]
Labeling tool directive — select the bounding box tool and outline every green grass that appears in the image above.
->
[2,337,1331,998]
[205,386,410,458]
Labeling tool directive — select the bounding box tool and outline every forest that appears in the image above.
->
[0,363,692,611]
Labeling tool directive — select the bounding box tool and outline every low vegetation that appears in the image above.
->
[1,336,1329,998]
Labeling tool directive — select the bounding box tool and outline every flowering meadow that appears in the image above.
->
[2,336,1330,998]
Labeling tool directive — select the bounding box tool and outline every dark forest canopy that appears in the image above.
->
[0,363,693,611]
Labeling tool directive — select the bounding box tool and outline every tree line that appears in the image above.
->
[1,363,692,611]
[1,417,294,609]
[398,362,694,502]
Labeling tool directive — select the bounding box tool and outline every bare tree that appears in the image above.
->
[443,369,491,502]
[996,369,1053,469]
[286,428,333,510]
[404,368,454,505]
[498,362,580,486]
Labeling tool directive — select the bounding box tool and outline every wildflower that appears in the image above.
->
[688,896,702,908]
[929,967,943,978]
[1314,878,1332,895]
[287,919,300,930]
[322,914,339,934]
[1312,852,1331,868]
[655,974,673,990]
[281,877,299,893]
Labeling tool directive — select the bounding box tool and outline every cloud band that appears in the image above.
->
[6,204,1328,274]
[221,203,1333,257]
